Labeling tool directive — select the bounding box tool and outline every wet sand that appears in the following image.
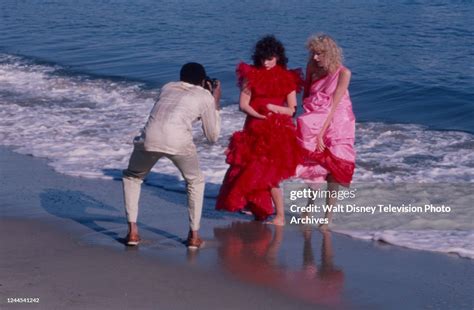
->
[1,147,473,310]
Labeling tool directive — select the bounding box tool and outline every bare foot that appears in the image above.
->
[239,209,253,216]
[265,218,285,226]
[318,223,330,232]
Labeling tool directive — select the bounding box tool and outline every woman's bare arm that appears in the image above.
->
[239,88,266,119]
[266,91,297,116]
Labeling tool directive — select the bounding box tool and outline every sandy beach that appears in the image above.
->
[1,146,473,310]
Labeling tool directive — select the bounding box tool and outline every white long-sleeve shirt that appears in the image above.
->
[140,81,221,155]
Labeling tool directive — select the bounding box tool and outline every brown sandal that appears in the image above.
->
[126,234,141,246]
[186,237,204,249]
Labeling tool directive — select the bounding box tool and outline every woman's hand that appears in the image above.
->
[266,95,297,116]
[266,103,279,114]
[316,132,326,152]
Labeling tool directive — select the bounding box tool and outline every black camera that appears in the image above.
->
[204,76,218,93]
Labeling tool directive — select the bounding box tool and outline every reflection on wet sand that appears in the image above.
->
[213,222,346,308]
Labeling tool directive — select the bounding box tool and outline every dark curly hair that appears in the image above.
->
[252,35,288,68]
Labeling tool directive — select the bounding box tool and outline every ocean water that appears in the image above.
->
[1,1,473,258]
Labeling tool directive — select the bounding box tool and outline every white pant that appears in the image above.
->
[122,146,205,231]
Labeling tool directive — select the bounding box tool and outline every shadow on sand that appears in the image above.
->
[40,189,184,245]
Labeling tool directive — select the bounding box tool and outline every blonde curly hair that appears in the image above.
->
[306,34,343,73]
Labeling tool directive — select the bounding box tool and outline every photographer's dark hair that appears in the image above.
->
[180,62,206,86]
[252,35,288,68]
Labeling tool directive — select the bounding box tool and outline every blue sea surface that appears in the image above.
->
[1,0,473,132]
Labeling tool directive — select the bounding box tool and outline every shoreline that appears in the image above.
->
[1,146,473,309]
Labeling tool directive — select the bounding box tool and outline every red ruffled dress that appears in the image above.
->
[216,62,303,220]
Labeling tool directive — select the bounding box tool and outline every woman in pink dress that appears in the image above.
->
[216,35,302,225]
[296,34,356,228]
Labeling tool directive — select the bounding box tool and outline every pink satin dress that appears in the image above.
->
[296,66,356,186]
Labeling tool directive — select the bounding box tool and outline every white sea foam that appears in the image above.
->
[333,230,474,259]
[1,54,473,259]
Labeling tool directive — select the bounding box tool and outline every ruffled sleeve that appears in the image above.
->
[283,68,304,94]
[236,62,254,91]
[236,62,303,96]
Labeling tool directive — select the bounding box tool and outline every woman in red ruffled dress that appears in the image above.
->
[216,35,302,225]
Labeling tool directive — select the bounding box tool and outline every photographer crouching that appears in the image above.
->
[122,62,221,249]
